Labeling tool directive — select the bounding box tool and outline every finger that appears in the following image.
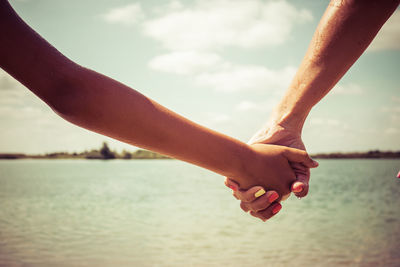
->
[292,174,310,198]
[250,203,282,222]
[242,190,279,212]
[281,192,291,201]
[291,181,309,198]
[236,186,267,203]
[224,177,239,192]
[226,179,268,203]
[232,190,239,200]
[283,148,318,168]
[240,201,250,213]
[290,162,310,198]
[290,161,308,179]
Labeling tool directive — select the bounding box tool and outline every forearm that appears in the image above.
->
[272,0,399,132]
[0,0,250,179]
[57,66,250,178]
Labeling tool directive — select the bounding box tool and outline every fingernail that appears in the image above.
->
[312,160,319,167]
[397,171,400,178]
[254,189,266,198]
[292,183,304,193]
[228,185,238,192]
[272,204,282,215]
[267,191,279,203]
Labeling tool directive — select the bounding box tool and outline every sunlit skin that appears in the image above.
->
[0,0,318,218]
[227,0,399,221]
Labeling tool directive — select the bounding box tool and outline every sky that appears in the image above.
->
[0,0,399,154]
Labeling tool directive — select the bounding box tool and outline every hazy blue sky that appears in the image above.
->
[1,0,399,154]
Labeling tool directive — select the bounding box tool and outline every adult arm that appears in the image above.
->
[227,0,399,220]
[267,0,399,134]
[251,0,399,194]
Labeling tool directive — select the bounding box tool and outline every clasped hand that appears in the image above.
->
[225,122,317,222]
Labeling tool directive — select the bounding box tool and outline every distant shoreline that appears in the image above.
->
[0,147,399,160]
[310,150,400,159]
[0,142,171,160]
[0,152,171,160]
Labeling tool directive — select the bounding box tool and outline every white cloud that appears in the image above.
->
[381,106,400,113]
[309,118,341,126]
[147,50,297,93]
[0,69,62,125]
[0,69,25,91]
[368,10,400,52]
[148,51,223,74]
[0,88,28,106]
[331,83,364,95]
[0,106,48,120]
[384,127,400,135]
[195,65,296,92]
[143,0,312,51]
[236,101,263,111]
[102,3,144,26]
[198,112,231,129]
[0,69,37,105]
[235,100,275,112]
[211,113,230,123]
[142,0,309,94]
[381,104,400,128]
[391,95,400,103]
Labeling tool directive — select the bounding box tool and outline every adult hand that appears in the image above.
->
[226,122,314,222]
[226,142,318,221]
[230,143,315,195]
[248,123,310,198]
[224,0,399,221]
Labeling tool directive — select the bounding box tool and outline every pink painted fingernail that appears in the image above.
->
[397,171,400,178]
[292,183,304,193]
[267,191,279,203]
[272,204,282,214]
[228,185,238,192]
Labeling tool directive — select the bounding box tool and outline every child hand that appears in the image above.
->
[226,144,318,221]
[229,144,318,199]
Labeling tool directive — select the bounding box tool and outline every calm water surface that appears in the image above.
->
[0,159,399,267]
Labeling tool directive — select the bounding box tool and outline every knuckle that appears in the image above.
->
[224,179,229,187]
[240,202,249,212]
[258,210,272,220]
[300,189,309,197]
[250,211,265,221]
[252,199,270,212]
[243,194,254,203]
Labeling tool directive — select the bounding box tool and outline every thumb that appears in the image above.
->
[283,147,319,168]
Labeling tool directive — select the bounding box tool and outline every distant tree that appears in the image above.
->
[100,142,115,159]
[122,150,132,159]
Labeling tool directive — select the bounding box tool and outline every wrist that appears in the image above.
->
[248,106,306,145]
[269,102,309,134]
[224,142,255,185]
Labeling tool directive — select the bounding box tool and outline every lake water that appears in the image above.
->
[0,159,399,267]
